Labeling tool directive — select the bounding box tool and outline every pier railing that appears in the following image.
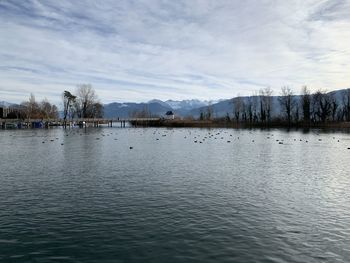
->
[0,118,161,128]
[0,118,160,122]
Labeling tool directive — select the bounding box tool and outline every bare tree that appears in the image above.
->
[313,90,332,122]
[206,101,213,120]
[294,106,299,122]
[21,93,40,119]
[40,98,59,119]
[245,96,253,123]
[20,94,58,120]
[301,86,311,123]
[259,87,273,122]
[199,111,205,121]
[75,84,100,118]
[233,96,242,123]
[225,112,231,122]
[330,94,338,121]
[279,86,295,125]
[251,91,259,122]
[241,100,247,122]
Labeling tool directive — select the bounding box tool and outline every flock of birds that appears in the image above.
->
[36,128,350,150]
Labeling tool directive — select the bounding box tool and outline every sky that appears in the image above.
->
[0,0,350,105]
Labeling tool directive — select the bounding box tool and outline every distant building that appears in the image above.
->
[165,111,175,120]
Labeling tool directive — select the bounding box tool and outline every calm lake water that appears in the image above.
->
[0,127,350,262]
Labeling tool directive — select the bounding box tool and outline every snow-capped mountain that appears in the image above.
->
[147,99,173,108]
[104,101,172,118]
[165,99,210,110]
[104,99,212,118]
[147,99,210,110]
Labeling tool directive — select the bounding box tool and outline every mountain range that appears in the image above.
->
[2,88,349,119]
[104,89,350,118]
[104,99,211,118]
[0,101,15,108]
[102,97,283,118]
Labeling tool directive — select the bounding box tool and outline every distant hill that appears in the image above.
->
[3,88,349,119]
[103,102,172,118]
[165,99,209,110]
[101,88,350,119]
[188,99,232,118]
[188,88,350,118]
[188,97,283,118]
[104,99,210,118]
[0,101,15,107]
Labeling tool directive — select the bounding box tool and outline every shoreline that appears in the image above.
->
[2,118,350,132]
[134,119,350,130]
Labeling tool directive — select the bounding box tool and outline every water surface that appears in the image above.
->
[0,127,349,262]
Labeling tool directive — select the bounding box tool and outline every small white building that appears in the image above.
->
[165,111,175,120]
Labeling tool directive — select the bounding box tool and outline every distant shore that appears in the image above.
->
[137,119,350,130]
[2,117,350,131]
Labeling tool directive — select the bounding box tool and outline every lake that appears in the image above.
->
[0,127,349,262]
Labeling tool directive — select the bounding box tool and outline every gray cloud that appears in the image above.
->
[0,0,350,104]
[309,0,350,21]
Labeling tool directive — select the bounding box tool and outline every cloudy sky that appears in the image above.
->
[0,0,350,104]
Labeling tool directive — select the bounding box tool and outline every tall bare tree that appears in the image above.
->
[75,84,102,118]
[40,98,59,119]
[244,96,252,123]
[313,90,332,122]
[279,86,295,125]
[330,94,338,121]
[21,93,40,119]
[233,96,242,123]
[20,94,58,120]
[259,87,273,122]
[301,86,311,123]
[251,91,259,122]
[206,101,213,120]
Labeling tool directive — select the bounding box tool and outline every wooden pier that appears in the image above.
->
[0,118,161,129]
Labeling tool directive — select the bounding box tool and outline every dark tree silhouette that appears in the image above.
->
[301,86,311,123]
[63,90,76,124]
[313,90,332,122]
[279,86,295,125]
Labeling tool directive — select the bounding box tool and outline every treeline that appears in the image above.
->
[202,87,350,126]
[9,93,60,119]
[62,84,103,122]
[4,84,103,120]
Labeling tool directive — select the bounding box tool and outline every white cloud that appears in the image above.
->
[0,0,349,104]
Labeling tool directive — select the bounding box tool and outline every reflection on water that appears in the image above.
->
[0,127,350,262]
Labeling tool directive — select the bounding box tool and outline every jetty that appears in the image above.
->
[0,118,161,129]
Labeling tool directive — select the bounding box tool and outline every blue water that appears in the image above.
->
[0,127,349,262]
